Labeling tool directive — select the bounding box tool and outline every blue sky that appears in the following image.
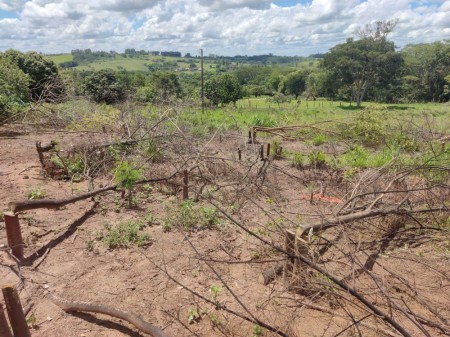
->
[0,0,449,56]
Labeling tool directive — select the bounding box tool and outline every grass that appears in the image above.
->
[102,218,151,249]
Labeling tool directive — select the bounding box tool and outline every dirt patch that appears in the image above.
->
[0,127,449,337]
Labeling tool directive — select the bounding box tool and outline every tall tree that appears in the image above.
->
[83,69,126,104]
[321,37,403,106]
[205,74,242,106]
[0,58,30,123]
[279,70,308,99]
[401,41,450,102]
[1,50,59,100]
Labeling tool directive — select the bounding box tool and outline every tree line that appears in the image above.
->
[1,32,449,122]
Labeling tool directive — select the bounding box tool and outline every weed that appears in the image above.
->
[291,152,304,168]
[341,105,387,146]
[102,219,150,249]
[86,239,95,252]
[140,139,164,162]
[114,160,142,208]
[187,307,201,324]
[27,186,47,200]
[164,200,220,231]
[210,285,222,306]
[251,325,264,337]
[311,133,327,146]
[308,150,328,168]
[250,115,276,127]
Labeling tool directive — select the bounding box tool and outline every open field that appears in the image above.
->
[0,100,449,337]
[45,53,317,73]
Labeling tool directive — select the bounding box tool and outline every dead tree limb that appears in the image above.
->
[207,198,413,337]
[48,293,168,337]
[9,173,179,213]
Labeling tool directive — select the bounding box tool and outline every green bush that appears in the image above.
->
[102,219,150,249]
[342,106,387,146]
[164,200,220,231]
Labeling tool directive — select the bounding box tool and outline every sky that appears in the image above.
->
[0,0,449,56]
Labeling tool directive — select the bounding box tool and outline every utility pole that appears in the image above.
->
[201,48,204,114]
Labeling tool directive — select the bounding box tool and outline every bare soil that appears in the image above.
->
[0,125,449,337]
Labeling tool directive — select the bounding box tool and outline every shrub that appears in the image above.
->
[164,200,220,231]
[102,219,150,249]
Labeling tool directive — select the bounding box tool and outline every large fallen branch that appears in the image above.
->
[298,204,449,236]
[48,293,169,337]
[9,174,178,213]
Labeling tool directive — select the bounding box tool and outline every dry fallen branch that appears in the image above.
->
[48,293,168,337]
[9,173,179,213]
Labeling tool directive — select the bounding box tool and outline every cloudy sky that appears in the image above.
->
[0,0,449,56]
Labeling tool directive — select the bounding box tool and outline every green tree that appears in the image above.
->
[279,70,308,99]
[1,50,59,100]
[83,69,126,104]
[0,58,30,123]
[322,37,403,106]
[205,74,242,106]
[401,42,450,102]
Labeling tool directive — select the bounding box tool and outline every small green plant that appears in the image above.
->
[251,325,264,337]
[164,200,220,231]
[114,161,142,208]
[102,219,150,249]
[140,139,164,162]
[187,307,201,324]
[311,133,327,146]
[210,285,222,306]
[308,150,328,168]
[341,106,387,146]
[291,152,304,168]
[27,186,47,200]
[250,115,276,127]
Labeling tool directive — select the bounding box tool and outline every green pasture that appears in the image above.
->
[46,54,73,63]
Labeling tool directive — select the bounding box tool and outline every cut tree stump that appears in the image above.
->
[2,285,31,337]
[3,212,24,261]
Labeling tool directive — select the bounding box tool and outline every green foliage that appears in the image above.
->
[250,115,276,127]
[291,153,304,168]
[83,69,126,104]
[342,106,386,146]
[114,161,142,190]
[401,41,450,102]
[308,150,328,168]
[251,325,264,337]
[164,200,220,231]
[187,307,201,324]
[210,284,222,305]
[102,219,150,249]
[146,71,183,102]
[205,74,242,106]
[279,70,308,99]
[322,37,403,106]
[1,49,59,100]
[140,139,164,162]
[27,186,47,200]
[0,58,30,123]
[311,133,327,146]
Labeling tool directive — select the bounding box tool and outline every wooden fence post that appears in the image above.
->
[238,148,242,161]
[182,170,189,200]
[260,145,264,161]
[2,285,31,337]
[4,212,24,261]
[0,303,13,337]
[266,143,271,158]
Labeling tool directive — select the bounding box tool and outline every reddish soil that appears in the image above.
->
[0,125,449,337]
